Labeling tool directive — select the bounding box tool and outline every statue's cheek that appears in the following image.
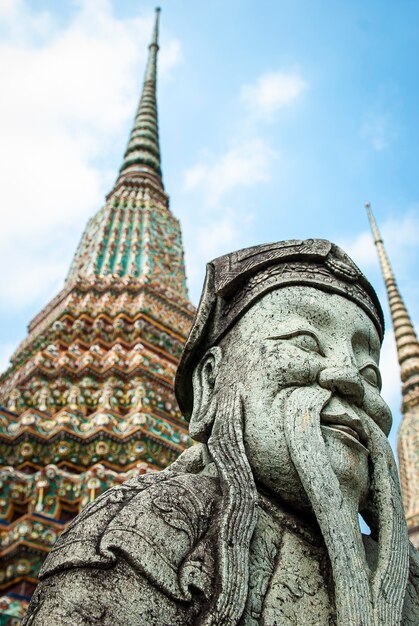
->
[362,386,392,436]
[262,347,321,388]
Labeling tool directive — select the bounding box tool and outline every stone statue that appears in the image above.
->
[23,240,419,626]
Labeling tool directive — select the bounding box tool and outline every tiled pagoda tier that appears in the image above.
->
[367,204,419,548]
[0,9,195,622]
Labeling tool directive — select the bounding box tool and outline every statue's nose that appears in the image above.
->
[318,366,364,405]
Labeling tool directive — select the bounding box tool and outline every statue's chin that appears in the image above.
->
[257,477,314,517]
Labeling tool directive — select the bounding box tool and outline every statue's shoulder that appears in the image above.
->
[40,469,218,601]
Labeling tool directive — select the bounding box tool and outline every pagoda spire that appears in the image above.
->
[0,8,194,613]
[65,5,188,298]
[366,203,419,403]
[366,202,419,545]
[118,7,163,189]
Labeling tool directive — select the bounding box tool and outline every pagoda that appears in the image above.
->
[0,8,194,621]
[366,204,419,547]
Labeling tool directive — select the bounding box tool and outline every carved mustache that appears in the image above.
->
[320,399,369,451]
[277,384,374,453]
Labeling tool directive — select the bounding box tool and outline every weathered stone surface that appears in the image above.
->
[23,240,419,626]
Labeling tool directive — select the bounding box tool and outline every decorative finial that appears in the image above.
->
[149,7,161,53]
[115,7,163,189]
[365,202,382,245]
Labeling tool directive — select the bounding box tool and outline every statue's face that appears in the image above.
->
[218,286,392,513]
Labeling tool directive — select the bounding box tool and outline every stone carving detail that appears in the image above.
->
[23,240,419,625]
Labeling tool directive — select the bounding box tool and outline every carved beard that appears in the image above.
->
[284,386,409,626]
[195,385,409,626]
[192,383,409,626]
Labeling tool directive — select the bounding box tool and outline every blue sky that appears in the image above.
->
[0,0,418,455]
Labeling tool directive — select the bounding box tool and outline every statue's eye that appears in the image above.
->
[288,333,323,355]
[360,364,381,390]
[268,331,323,356]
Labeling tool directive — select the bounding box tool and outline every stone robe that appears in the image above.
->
[23,469,419,626]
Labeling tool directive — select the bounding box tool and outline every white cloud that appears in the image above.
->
[361,113,396,152]
[182,65,305,299]
[184,138,276,204]
[183,210,254,304]
[382,211,419,259]
[340,230,377,269]
[0,237,69,310]
[182,138,274,299]
[0,0,181,308]
[0,0,16,15]
[0,0,53,40]
[196,215,238,260]
[0,340,19,373]
[241,70,307,118]
[184,68,306,203]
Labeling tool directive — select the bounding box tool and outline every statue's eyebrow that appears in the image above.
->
[266,329,319,341]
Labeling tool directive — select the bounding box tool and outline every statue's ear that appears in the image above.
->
[189,346,222,442]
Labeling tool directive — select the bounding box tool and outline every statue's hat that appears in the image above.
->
[175,239,384,418]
